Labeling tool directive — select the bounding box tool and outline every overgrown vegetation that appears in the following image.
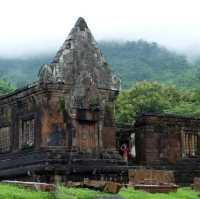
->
[0,184,198,199]
[115,81,200,123]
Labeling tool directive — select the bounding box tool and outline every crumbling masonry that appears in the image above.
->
[0,17,127,182]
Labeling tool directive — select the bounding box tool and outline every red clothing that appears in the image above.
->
[122,148,129,161]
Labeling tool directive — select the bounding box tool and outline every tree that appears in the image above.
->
[0,79,15,95]
[115,81,199,123]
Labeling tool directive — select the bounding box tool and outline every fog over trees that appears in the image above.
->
[1,40,200,90]
[1,40,200,121]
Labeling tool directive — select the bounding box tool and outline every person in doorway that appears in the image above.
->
[120,144,129,162]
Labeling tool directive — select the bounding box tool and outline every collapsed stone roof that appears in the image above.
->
[38,17,120,91]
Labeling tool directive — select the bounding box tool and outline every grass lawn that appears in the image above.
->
[119,187,200,199]
[0,184,199,199]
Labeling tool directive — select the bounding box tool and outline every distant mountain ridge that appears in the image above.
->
[0,40,200,89]
[98,40,200,89]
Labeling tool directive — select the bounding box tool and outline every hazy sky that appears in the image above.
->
[1,0,200,57]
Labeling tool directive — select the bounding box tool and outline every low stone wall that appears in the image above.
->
[128,169,178,193]
[192,177,200,192]
[129,169,175,185]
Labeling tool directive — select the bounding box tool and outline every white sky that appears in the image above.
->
[1,0,200,57]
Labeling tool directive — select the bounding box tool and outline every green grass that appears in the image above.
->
[55,186,110,199]
[0,184,51,199]
[119,187,200,199]
[0,184,199,199]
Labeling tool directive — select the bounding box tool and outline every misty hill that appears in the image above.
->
[0,40,200,89]
[0,55,53,88]
[98,40,200,89]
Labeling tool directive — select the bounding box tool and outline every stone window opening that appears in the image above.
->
[19,119,35,149]
[0,127,11,153]
[182,133,198,157]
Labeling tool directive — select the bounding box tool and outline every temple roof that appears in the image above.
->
[75,17,88,30]
[38,17,120,91]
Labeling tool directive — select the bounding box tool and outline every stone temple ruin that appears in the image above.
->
[118,113,200,185]
[0,17,126,182]
[134,113,200,185]
[0,17,200,186]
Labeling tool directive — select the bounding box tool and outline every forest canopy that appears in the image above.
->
[0,40,200,89]
[115,81,200,123]
[0,79,15,95]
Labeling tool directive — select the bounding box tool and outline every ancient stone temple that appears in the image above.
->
[134,113,200,164]
[134,113,200,184]
[0,17,126,182]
